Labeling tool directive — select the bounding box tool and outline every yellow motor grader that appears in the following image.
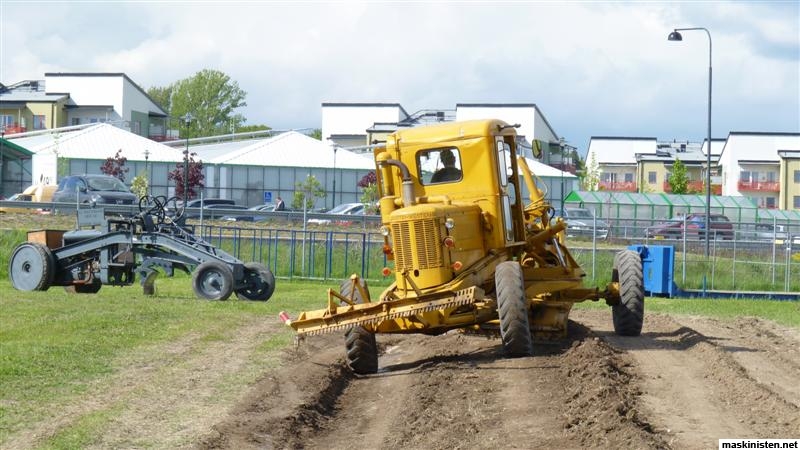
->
[287,119,643,374]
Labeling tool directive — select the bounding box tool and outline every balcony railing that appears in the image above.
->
[599,181,637,192]
[662,181,722,195]
[738,181,780,192]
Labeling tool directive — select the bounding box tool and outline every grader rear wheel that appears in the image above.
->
[235,263,276,301]
[495,261,533,357]
[9,242,55,291]
[612,250,645,336]
[192,261,234,300]
[341,278,378,375]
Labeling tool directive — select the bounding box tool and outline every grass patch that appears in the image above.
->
[0,276,342,447]
[575,296,800,328]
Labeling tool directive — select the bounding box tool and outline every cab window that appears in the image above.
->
[418,147,462,184]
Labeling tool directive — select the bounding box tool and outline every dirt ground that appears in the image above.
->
[197,309,800,450]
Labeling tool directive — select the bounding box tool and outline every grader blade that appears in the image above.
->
[290,286,484,336]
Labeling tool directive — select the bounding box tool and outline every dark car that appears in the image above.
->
[561,207,609,240]
[223,204,277,222]
[183,198,236,219]
[646,213,733,240]
[52,175,137,206]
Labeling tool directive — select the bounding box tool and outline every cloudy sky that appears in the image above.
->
[1,1,798,154]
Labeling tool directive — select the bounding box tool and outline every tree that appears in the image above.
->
[358,171,378,213]
[148,69,249,138]
[167,153,205,200]
[236,124,271,134]
[292,175,325,211]
[100,149,129,182]
[130,172,148,199]
[668,158,690,194]
[582,152,600,191]
[309,129,322,140]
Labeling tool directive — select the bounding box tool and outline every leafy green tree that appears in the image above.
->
[582,152,600,191]
[236,124,271,134]
[148,69,249,138]
[309,129,322,140]
[130,172,149,199]
[668,158,689,194]
[292,175,326,211]
[147,86,173,113]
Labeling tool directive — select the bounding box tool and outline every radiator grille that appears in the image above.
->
[391,218,443,271]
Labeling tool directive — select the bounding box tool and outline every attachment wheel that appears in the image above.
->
[9,242,55,291]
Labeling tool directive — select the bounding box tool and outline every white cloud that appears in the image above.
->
[1,1,797,151]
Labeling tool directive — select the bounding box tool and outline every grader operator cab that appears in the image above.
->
[287,119,643,374]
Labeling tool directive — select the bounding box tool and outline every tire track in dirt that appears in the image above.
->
[572,310,800,450]
[3,317,281,450]
[199,321,668,450]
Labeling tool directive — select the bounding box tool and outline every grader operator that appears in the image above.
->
[286,119,643,374]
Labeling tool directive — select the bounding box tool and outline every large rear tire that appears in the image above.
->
[612,250,645,336]
[495,261,533,357]
[235,262,276,301]
[9,242,55,291]
[341,278,378,375]
[192,261,234,300]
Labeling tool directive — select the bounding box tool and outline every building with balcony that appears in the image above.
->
[636,139,723,195]
[719,132,800,210]
[0,73,167,140]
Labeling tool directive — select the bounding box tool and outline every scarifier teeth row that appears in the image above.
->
[297,296,477,336]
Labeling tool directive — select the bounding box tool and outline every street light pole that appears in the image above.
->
[182,113,193,207]
[669,27,712,258]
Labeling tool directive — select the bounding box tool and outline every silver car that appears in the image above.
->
[561,207,609,240]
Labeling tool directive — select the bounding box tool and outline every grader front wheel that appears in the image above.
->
[496,261,533,357]
[612,250,645,336]
[340,278,378,375]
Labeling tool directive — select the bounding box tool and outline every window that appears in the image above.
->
[131,121,141,134]
[33,115,46,130]
[794,170,800,184]
[740,170,750,182]
[624,173,634,183]
[90,118,98,124]
[418,147,462,184]
[767,171,776,182]
[765,197,776,209]
[795,196,800,209]
[648,171,656,184]
[71,118,81,126]
[1,114,14,130]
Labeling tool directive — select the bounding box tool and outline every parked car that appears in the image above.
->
[561,207,609,240]
[739,223,789,242]
[223,204,277,222]
[196,204,249,220]
[307,202,367,225]
[183,198,236,219]
[646,213,734,240]
[0,193,34,214]
[52,175,137,206]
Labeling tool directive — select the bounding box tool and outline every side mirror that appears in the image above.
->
[532,140,543,159]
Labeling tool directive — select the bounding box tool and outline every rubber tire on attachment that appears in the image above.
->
[495,261,533,357]
[612,250,645,336]
[9,242,55,291]
[64,281,102,294]
[192,261,234,301]
[341,278,378,375]
[235,262,276,301]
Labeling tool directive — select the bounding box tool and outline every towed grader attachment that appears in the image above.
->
[9,195,276,301]
[287,119,644,374]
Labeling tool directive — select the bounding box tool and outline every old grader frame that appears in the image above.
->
[9,195,276,301]
[287,119,644,374]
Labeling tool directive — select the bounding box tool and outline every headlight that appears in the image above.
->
[380,226,390,236]
[445,218,455,230]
